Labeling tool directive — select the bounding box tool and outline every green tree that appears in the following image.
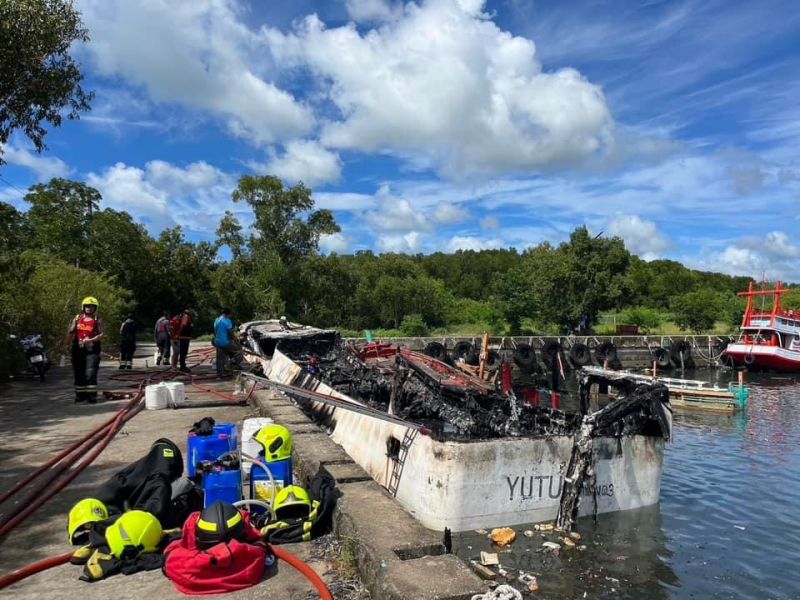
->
[0,0,93,163]
[671,288,726,333]
[0,251,130,351]
[215,210,245,259]
[0,202,28,257]
[24,178,100,265]
[231,176,339,266]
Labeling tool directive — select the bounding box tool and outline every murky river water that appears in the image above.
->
[453,370,800,599]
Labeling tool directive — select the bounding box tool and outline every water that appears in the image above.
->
[453,371,800,599]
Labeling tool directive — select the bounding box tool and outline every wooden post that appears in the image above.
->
[478,332,489,380]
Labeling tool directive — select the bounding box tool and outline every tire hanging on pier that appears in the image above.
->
[653,347,672,369]
[594,342,618,365]
[512,343,537,371]
[670,340,695,369]
[424,342,447,362]
[568,343,591,367]
[451,341,479,365]
[540,341,562,370]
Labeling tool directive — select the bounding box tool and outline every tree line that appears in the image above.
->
[3,173,798,377]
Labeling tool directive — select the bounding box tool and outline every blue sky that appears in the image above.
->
[1,0,799,281]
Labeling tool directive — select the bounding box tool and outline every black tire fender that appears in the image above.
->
[670,340,693,367]
[452,341,479,365]
[541,340,561,367]
[513,343,537,369]
[424,341,446,361]
[568,342,591,367]
[653,347,671,368]
[594,342,618,364]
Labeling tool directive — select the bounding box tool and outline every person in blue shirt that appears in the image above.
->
[213,308,237,377]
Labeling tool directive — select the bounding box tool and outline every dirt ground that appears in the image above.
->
[0,343,368,599]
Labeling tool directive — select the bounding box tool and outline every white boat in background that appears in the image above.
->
[582,366,749,413]
[242,329,673,532]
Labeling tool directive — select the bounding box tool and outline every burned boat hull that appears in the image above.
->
[254,349,667,532]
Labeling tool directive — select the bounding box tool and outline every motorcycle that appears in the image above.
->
[13,333,50,381]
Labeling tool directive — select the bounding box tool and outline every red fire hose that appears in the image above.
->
[273,545,334,600]
[0,551,73,590]
[0,391,144,539]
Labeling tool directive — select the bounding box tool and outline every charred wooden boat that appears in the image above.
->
[241,324,672,531]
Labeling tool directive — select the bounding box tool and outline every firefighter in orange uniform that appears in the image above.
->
[66,297,105,403]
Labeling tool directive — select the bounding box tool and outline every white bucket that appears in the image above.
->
[144,383,169,410]
[242,417,274,470]
[164,381,185,405]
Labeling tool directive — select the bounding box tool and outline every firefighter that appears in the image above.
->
[66,297,105,403]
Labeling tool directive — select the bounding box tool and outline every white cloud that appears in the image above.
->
[319,232,352,254]
[265,0,614,176]
[314,191,377,212]
[761,231,800,259]
[433,202,470,224]
[1,145,71,180]
[606,214,672,261]
[259,140,342,187]
[345,0,403,23]
[443,235,505,252]
[79,0,313,145]
[376,231,423,253]
[364,197,433,233]
[86,160,236,233]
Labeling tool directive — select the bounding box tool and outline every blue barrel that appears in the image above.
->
[187,425,237,477]
[249,456,293,505]
[203,469,243,507]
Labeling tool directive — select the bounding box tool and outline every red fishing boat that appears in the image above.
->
[724,281,800,370]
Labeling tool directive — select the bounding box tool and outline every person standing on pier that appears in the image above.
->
[66,297,105,403]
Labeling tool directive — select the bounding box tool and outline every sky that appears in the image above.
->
[1,0,799,282]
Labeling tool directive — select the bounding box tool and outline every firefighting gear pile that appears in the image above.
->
[64,419,337,590]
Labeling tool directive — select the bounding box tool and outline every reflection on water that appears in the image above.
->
[454,370,800,599]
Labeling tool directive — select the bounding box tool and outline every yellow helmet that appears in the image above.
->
[254,424,293,462]
[67,498,109,545]
[273,485,311,520]
[81,296,99,308]
[105,510,162,558]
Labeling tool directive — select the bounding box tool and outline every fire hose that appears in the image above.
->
[0,390,144,540]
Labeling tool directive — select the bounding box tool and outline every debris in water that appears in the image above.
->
[542,541,561,551]
[491,527,516,546]
[734,525,746,530]
[475,528,488,535]
[569,531,582,540]
[471,561,496,580]
[518,572,539,592]
[480,551,499,566]
[562,536,576,548]
[523,530,535,538]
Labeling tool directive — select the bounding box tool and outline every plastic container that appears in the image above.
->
[187,431,234,478]
[202,468,243,507]
[242,418,274,470]
[213,423,239,454]
[164,381,185,405]
[249,456,293,504]
[144,383,168,410]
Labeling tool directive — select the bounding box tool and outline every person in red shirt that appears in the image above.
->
[65,296,105,403]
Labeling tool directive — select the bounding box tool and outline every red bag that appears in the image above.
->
[163,511,272,595]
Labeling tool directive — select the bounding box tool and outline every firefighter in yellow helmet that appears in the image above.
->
[65,296,105,403]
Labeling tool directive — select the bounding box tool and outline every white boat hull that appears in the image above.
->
[258,350,665,532]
